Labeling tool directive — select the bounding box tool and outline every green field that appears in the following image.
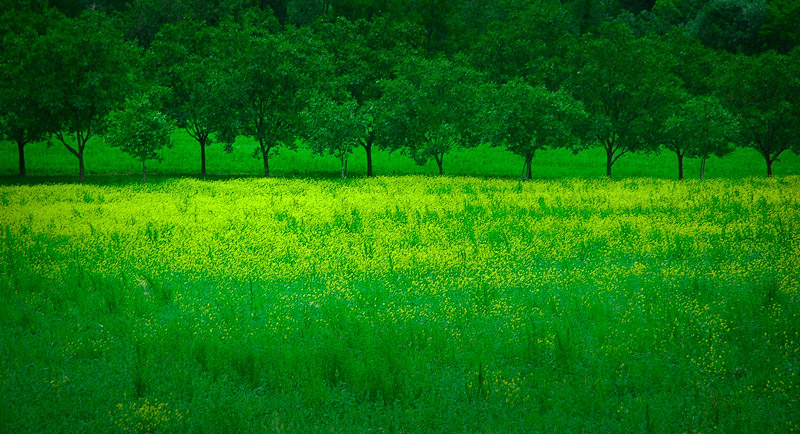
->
[2,130,800,182]
[1,176,798,432]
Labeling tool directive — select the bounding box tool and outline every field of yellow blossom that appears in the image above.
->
[1,176,798,432]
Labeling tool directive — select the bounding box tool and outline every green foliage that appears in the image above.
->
[0,11,58,176]
[301,93,370,178]
[692,0,767,54]
[3,0,800,184]
[329,0,384,21]
[149,20,243,175]
[43,11,138,183]
[567,0,625,33]
[104,92,174,183]
[760,0,800,53]
[660,95,738,179]
[567,23,681,177]
[661,30,719,96]
[480,79,587,180]
[470,1,578,87]
[119,0,261,46]
[311,16,421,176]
[715,49,800,176]
[378,56,484,175]
[228,25,334,177]
[2,177,799,432]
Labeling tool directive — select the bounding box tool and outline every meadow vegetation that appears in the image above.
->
[1,176,798,432]
[2,130,799,182]
[2,1,800,432]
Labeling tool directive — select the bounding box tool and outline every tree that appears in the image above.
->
[377,56,484,176]
[650,0,710,25]
[104,93,174,183]
[312,16,421,176]
[448,0,516,53]
[119,0,188,47]
[329,0,384,21]
[692,0,767,55]
[230,25,332,178]
[407,0,456,54]
[149,21,245,175]
[661,95,738,179]
[619,0,656,14]
[661,30,718,97]
[302,93,370,179]
[760,0,800,53]
[480,79,587,180]
[716,50,800,177]
[0,10,57,176]
[44,11,137,184]
[567,0,624,34]
[566,23,680,177]
[287,0,330,26]
[470,1,578,87]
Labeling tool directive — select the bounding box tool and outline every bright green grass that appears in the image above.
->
[1,177,798,432]
[2,130,799,181]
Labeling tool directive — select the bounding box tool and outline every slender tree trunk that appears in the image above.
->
[766,156,773,177]
[524,152,534,181]
[142,159,147,184]
[57,132,88,184]
[340,154,346,180]
[260,141,270,178]
[677,151,684,180]
[200,137,207,176]
[434,153,444,176]
[700,157,707,179]
[17,141,26,176]
[78,151,85,184]
[365,142,373,177]
[605,146,614,178]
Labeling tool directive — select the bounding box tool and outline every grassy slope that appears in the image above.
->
[2,129,799,182]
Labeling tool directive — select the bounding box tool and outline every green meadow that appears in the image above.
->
[1,175,798,433]
[2,130,799,182]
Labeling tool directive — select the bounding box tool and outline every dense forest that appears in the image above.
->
[1,0,799,182]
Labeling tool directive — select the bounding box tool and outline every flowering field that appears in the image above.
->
[1,176,799,432]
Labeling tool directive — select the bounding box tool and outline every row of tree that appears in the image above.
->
[1,0,799,183]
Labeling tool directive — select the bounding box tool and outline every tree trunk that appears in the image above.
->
[605,146,614,178]
[434,153,444,176]
[200,138,207,176]
[766,156,773,177]
[365,142,373,177]
[17,140,26,176]
[700,157,707,179]
[341,154,346,180]
[78,151,85,184]
[524,152,534,181]
[262,149,271,179]
[677,151,684,180]
[142,159,147,184]
[258,138,270,178]
[57,132,88,184]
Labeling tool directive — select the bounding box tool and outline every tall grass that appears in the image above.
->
[1,177,798,432]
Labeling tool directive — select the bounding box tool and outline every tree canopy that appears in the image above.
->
[43,11,138,183]
[2,0,799,180]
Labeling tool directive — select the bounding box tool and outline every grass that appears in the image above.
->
[2,129,799,182]
[1,176,799,432]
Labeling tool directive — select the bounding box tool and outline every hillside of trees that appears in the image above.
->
[2,0,799,182]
